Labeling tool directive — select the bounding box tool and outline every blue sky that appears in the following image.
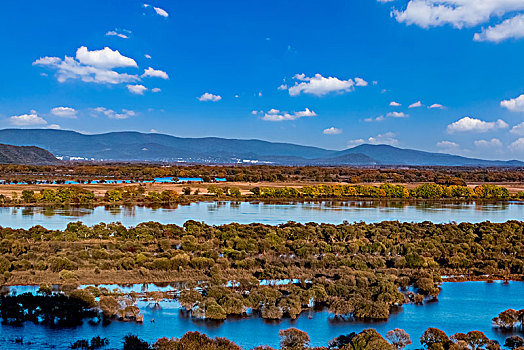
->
[1,0,524,159]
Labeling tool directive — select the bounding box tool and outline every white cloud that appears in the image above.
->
[92,107,136,120]
[347,138,366,146]
[151,87,161,93]
[198,93,222,102]
[154,6,169,17]
[144,4,169,17]
[392,0,524,29]
[437,140,459,149]
[142,67,169,79]
[33,47,139,85]
[76,46,137,69]
[8,113,47,126]
[386,111,408,118]
[408,101,423,108]
[429,103,445,109]
[389,101,401,106]
[287,73,364,96]
[106,30,129,39]
[45,124,61,130]
[259,108,317,122]
[501,94,524,112]
[474,13,524,42]
[474,138,503,148]
[323,127,342,135]
[145,54,152,59]
[127,84,147,95]
[364,115,385,122]
[509,138,524,152]
[354,77,368,87]
[510,122,524,135]
[447,117,508,133]
[348,132,399,146]
[377,0,395,3]
[278,84,288,90]
[50,107,77,118]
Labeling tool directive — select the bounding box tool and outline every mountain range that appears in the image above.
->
[0,143,59,165]
[0,128,521,167]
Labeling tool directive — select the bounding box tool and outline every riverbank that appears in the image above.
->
[0,181,522,208]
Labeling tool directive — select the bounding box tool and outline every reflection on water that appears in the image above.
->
[0,201,522,230]
[0,281,522,349]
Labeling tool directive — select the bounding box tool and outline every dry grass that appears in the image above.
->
[1,180,523,198]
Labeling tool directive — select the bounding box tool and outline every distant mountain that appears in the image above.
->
[0,143,59,165]
[0,129,521,167]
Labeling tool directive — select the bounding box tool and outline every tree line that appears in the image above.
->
[68,327,523,350]
[1,182,522,206]
[1,163,524,185]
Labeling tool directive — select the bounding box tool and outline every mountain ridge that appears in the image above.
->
[0,143,59,165]
[0,128,521,167]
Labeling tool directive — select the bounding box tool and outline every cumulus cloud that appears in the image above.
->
[92,107,136,120]
[386,111,408,118]
[323,127,342,135]
[33,47,139,85]
[408,101,423,108]
[76,46,137,69]
[50,107,77,118]
[142,67,169,79]
[474,138,503,148]
[501,94,524,112]
[257,108,317,122]
[8,112,47,126]
[127,84,147,95]
[509,138,524,152]
[389,101,401,106]
[429,103,445,109]
[348,132,399,146]
[354,77,368,87]
[392,0,524,29]
[287,73,365,96]
[447,117,508,133]
[474,13,524,42]
[510,122,524,135]
[198,93,222,102]
[144,4,169,17]
[151,87,161,93]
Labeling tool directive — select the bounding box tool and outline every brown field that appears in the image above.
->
[1,180,523,198]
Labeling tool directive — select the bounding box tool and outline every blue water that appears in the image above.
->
[0,200,522,230]
[0,177,225,185]
[1,281,522,349]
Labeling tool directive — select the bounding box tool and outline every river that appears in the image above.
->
[1,200,523,230]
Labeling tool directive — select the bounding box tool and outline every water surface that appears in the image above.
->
[1,281,522,349]
[0,200,522,230]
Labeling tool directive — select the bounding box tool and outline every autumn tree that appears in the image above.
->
[386,329,412,349]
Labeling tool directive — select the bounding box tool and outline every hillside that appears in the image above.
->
[0,143,59,165]
[0,129,521,167]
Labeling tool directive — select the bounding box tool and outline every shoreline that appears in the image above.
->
[0,195,522,208]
